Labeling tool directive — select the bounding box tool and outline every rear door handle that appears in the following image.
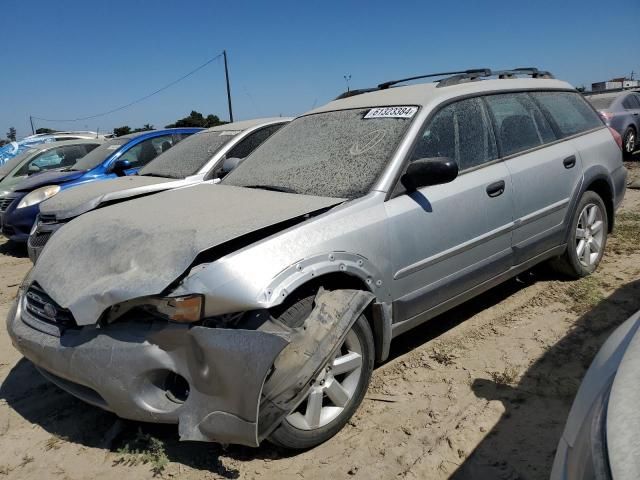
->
[486,180,505,198]
[563,155,576,169]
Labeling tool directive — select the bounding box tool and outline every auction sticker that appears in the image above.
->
[364,106,418,119]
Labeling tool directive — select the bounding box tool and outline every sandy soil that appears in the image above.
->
[1,163,639,480]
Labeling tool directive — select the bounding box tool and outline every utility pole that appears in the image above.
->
[29,115,35,135]
[223,50,234,122]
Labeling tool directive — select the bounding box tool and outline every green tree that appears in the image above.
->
[165,111,226,128]
[131,124,154,133]
[113,126,132,137]
[35,128,57,134]
[6,127,16,141]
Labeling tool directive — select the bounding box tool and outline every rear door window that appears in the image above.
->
[484,93,556,157]
[530,91,603,138]
[622,94,640,109]
[412,97,497,170]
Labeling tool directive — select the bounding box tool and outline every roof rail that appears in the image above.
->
[377,69,491,90]
[334,87,379,100]
[437,67,554,87]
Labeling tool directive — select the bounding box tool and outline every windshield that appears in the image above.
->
[0,148,38,178]
[139,130,236,179]
[71,138,127,171]
[223,108,415,198]
[587,96,615,110]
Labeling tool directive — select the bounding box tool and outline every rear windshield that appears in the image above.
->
[531,92,603,137]
[223,108,415,199]
[70,138,127,171]
[586,95,615,110]
[139,130,236,179]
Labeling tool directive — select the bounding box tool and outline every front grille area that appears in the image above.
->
[0,196,15,212]
[24,284,77,329]
[29,232,52,248]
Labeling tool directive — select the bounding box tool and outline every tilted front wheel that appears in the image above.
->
[623,126,636,160]
[550,191,608,278]
[268,305,374,450]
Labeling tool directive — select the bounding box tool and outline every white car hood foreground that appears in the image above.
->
[30,184,343,323]
[39,175,181,220]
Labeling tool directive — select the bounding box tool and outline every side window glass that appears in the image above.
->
[531,91,602,138]
[411,98,497,170]
[623,94,640,109]
[17,148,65,175]
[59,145,88,168]
[484,93,555,157]
[119,136,173,168]
[227,124,284,159]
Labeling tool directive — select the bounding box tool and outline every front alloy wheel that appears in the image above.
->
[285,329,363,430]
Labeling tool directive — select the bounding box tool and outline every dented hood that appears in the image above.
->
[40,175,180,220]
[31,184,343,324]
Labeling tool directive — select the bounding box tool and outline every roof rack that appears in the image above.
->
[437,68,554,87]
[377,69,491,90]
[334,67,555,99]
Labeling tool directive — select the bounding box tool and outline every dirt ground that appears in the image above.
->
[1,162,640,480]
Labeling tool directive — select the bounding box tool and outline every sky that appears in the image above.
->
[2,0,638,139]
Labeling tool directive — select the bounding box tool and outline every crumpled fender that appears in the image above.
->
[257,288,375,439]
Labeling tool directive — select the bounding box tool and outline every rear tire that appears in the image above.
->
[623,126,636,160]
[268,296,374,450]
[550,191,608,278]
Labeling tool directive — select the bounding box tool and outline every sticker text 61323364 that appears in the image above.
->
[364,106,418,119]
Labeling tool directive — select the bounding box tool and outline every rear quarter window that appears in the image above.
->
[531,91,603,138]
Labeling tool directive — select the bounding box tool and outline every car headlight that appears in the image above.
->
[17,185,60,209]
[145,295,204,323]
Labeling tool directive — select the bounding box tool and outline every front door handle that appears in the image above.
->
[563,155,576,169]
[486,180,505,198]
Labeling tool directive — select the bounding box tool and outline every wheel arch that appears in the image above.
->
[264,255,392,363]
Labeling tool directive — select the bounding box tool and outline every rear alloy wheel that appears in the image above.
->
[623,127,636,159]
[549,191,608,278]
[268,305,374,450]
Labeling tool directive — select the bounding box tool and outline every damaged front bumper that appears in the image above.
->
[7,297,288,446]
[7,288,374,447]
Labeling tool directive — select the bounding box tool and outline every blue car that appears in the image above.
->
[0,128,200,242]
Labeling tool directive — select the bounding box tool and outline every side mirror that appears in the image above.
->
[111,159,132,176]
[401,157,458,191]
[219,157,243,176]
[28,164,42,174]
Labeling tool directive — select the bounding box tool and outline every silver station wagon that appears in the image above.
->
[8,68,627,450]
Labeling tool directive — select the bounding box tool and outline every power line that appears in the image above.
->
[33,52,224,123]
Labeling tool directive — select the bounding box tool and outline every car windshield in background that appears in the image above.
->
[139,130,236,179]
[0,149,37,178]
[223,108,415,198]
[70,138,127,171]
[587,96,616,110]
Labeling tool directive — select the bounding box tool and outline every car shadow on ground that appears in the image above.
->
[0,239,28,258]
[0,268,557,476]
[450,278,640,479]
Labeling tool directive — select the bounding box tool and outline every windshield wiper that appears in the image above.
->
[244,184,298,194]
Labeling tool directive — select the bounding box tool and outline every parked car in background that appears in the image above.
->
[8,68,626,450]
[0,139,103,187]
[0,128,200,242]
[28,118,290,262]
[585,90,640,159]
[0,131,106,166]
[551,308,640,480]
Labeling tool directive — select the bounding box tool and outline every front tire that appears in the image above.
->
[550,191,608,278]
[623,126,636,160]
[268,297,374,450]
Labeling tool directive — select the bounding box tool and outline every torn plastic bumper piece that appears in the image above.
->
[6,288,374,446]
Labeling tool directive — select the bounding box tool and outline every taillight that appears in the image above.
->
[599,111,614,123]
[608,127,623,150]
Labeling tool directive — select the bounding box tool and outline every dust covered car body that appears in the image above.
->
[27,118,289,262]
[7,68,626,449]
